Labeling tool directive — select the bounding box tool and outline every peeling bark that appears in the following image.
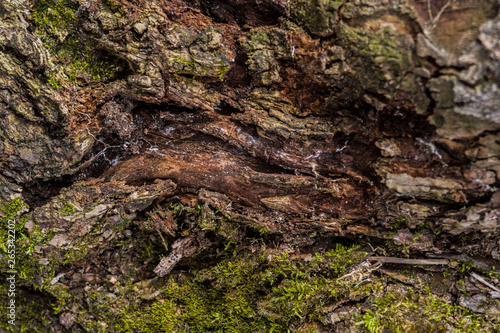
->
[1,0,500,331]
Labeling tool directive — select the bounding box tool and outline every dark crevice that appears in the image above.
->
[224,45,252,88]
[21,124,129,209]
[192,0,284,29]
[22,175,74,209]
[128,101,299,178]
[213,100,243,115]
[132,101,199,118]
[0,45,44,73]
[377,102,436,139]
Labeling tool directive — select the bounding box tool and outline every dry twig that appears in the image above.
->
[367,256,449,266]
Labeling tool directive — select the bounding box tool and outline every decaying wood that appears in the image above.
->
[154,231,212,277]
[1,0,499,244]
[470,272,500,294]
[1,0,500,329]
[367,256,450,266]
[154,236,197,277]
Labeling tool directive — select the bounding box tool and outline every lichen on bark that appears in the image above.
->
[1,0,500,331]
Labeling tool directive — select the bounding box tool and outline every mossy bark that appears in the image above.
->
[1,0,500,331]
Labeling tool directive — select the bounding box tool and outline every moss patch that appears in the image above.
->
[0,198,59,330]
[336,22,413,93]
[289,0,343,37]
[105,244,367,332]
[58,202,75,216]
[31,0,119,85]
[356,288,492,332]
[0,198,54,285]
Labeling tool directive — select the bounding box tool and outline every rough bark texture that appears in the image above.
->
[1,0,500,331]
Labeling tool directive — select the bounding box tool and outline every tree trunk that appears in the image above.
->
[1,0,500,331]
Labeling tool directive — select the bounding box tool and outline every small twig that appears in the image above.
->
[367,244,387,257]
[367,256,449,266]
[157,230,169,252]
[338,260,382,281]
[60,144,119,176]
[92,145,120,160]
[470,272,500,294]
[82,128,107,147]
[356,278,372,287]
[433,0,455,26]
[427,0,434,21]
[427,254,495,272]
[425,0,457,35]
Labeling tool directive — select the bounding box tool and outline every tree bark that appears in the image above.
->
[1,0,500,331]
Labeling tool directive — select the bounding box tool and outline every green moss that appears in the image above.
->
[48,72,63,89]
[63,245,88,264]
[0,283,55,332]
[217,60,228,79]
[336,23,412,91]
[288,0,343,37]
[0,197,58,298]
[390,217,407,230]
[58,202,75,216]
[252,30,270,44]
[65,54,117,82]
[32,0,78,36]
[356,288,492,333]
[0,198,52,266]
[59,242,367,331]
[102,244,367,332]
[139,236,162,261]
[155,202,249,240]
[171,56,207,76]
[31,0,119,83]
[243,30,270,52]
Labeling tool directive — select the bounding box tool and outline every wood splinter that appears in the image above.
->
[367,256,449,266]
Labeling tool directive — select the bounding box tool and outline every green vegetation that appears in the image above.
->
[48,72,63,89]
[31,0,118,85]
[0,197,29,254]
[0,198,60,331]
[0,198,55,286]
[171,56,208,76]
[356,288,492,333]
[389,217,407,231]
[288,0,342,37]
[336,22,412,93]
[31,0,78,36]
[243,30,270,52]
[142,202,242,240]
[105,244,367,332]
[58,202,76,216]
[0,284,55,332]
[217,59,228,79]
[2,196,498,332]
